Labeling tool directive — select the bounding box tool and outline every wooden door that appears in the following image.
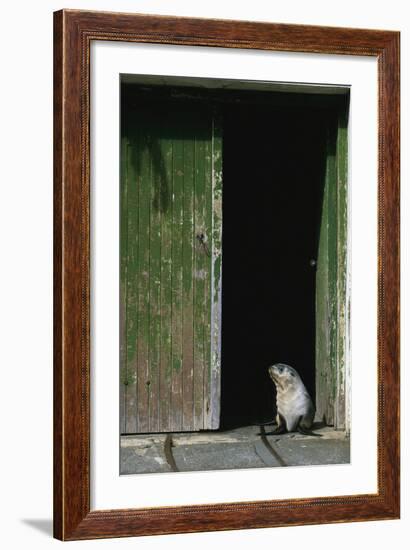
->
[120,101,222,434]
[315,107,348,431]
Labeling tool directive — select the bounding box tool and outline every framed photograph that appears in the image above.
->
[54,9,400,540]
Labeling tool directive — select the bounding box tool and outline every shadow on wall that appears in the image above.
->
[124,98,212,216]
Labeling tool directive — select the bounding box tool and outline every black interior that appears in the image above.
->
[220,101,329,429]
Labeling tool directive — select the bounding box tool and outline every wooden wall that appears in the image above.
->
[120,102,222,433]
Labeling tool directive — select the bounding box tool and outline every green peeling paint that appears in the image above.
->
[120,99,222,433]
[315,104,349,430]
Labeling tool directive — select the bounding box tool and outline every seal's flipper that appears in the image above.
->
[262,413,287,435]
[297,426,322,437]
[262,425,286,436]
[297,416,322,437]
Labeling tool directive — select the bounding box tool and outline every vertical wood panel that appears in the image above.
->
[170,134,184,430]
[124,135,138,433]
[193,131,206,430]
[210,114,223,429]
[136,125,151,432]
[119,137,128,434]
[336,109,349,431]
[148,122,162,433]
[315,109,348,430]
[315,152,329,424]
[121,103,220,433]
[159,132,173,432]
[182,136,195,429]
[316,121,336,426]
[327,120,338,428]
[203,124,213,425]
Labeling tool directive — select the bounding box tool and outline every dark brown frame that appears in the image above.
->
[54,9,400,541]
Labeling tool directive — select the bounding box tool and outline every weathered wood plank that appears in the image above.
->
[209,114,223,429]
[181,134,195,430]
[136,123,151,433]
[124,132,139,433]
[315,108,349,431]
[315,150,329,425]
[148,121,162,433]
[316,121,337,426]
[159,132,173,432]
[170,130,184,431]
[120,136,128,434]
[121,102,220,433]
[336,109,349,431]
[327,119,338,428]
[193,131,207,431]
[203,123,213,427]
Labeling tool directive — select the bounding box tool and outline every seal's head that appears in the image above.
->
[268,363,300,391]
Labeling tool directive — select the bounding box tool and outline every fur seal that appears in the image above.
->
[265,363,321,437]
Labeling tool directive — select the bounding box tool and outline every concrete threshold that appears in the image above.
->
[120,425,350,475]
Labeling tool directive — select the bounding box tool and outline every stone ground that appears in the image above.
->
[120,425,350,475]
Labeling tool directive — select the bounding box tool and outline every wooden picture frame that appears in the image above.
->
[54,9,400,540]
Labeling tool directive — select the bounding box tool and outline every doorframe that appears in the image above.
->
[209,111,223,429]
[315,103,350,432]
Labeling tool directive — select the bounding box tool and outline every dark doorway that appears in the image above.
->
[220,100,329,429]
